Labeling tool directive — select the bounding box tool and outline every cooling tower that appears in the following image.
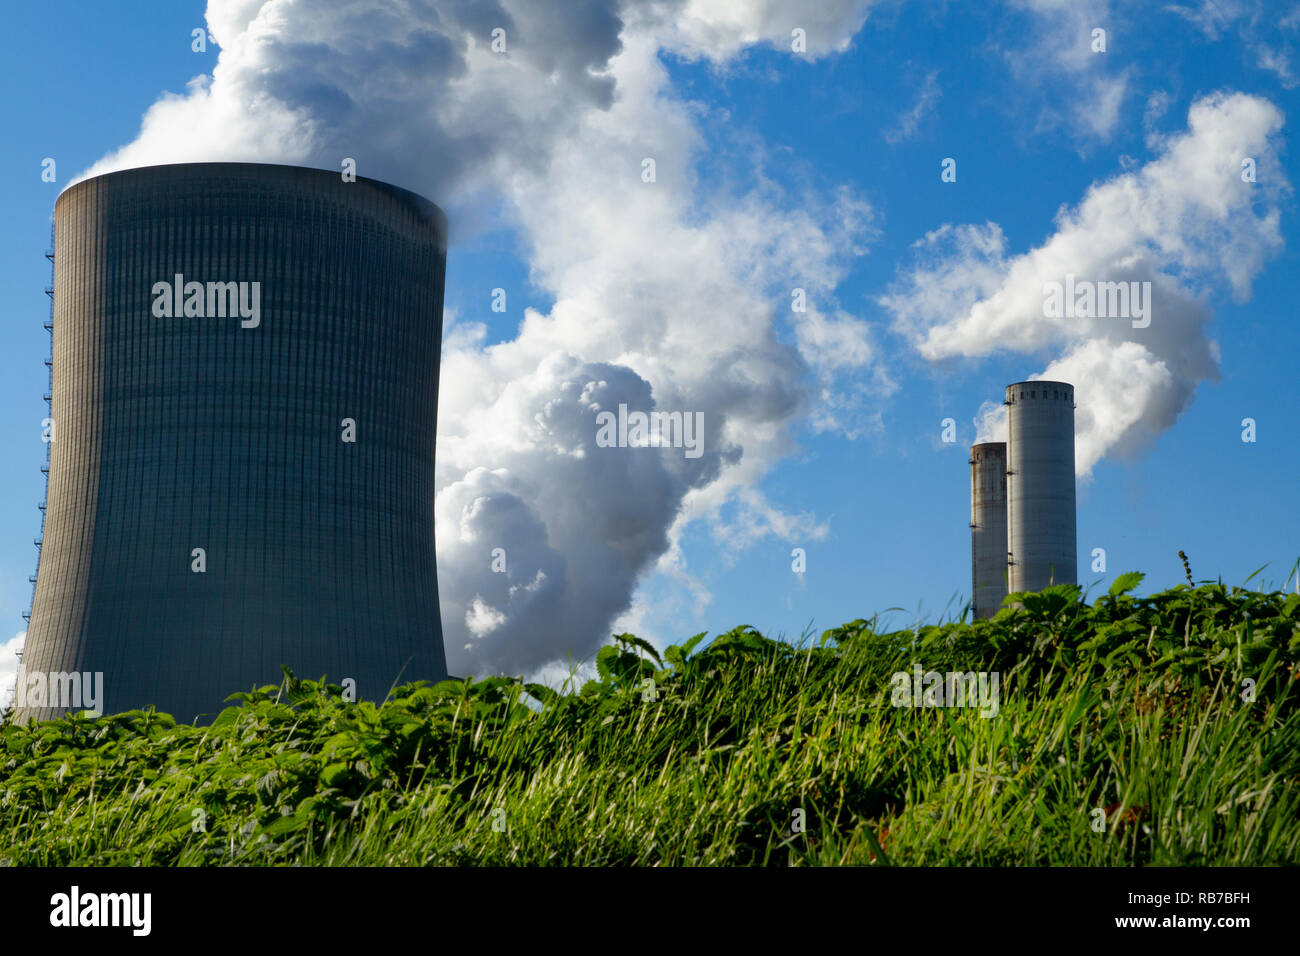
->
[1005,380,1076,595]
[15,162,448,723]
[970,442,1007,619]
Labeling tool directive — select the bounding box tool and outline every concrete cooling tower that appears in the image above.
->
[1005,380,1077,595]
[969,381,1077,618]
[15,162,449,723]
[969,442,1008,620]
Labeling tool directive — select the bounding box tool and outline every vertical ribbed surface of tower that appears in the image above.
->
[1005,380,1077,595]
[970,441,1008,619]
[16,162,448,723]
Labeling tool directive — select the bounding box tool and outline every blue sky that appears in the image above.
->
[2,0,1298,693]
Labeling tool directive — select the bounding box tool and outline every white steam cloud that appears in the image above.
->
[79,0,885,679]
[882,91,1287,476]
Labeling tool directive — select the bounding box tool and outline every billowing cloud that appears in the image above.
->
[654,0,876,61]
[883,91,1287,475]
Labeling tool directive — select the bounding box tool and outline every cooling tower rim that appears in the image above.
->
[56,161,447,237]
[1004,379,1074,390]
[970,441,1007,453]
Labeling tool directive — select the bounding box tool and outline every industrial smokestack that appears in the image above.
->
[970,442,1008,619]
[16,162,448,723]
[1005,380,1077,595]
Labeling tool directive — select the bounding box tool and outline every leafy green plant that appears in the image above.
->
[1,577,1297,866]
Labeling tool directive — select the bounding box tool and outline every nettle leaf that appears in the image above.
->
[705,625,770,658]
[611,633,663,668]
[679,632,708,657]
[1109,572,1145,597]
[1281,593,1300,619]
[523,683,559,706]
[595,646,619,682]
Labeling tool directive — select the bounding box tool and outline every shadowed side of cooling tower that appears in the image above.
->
[15,162,448,723]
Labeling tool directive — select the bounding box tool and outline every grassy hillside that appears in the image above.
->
[2,574,1298,866]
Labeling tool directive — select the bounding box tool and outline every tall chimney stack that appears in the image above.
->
[1005,380,1077,594]
[970,442,1008,619]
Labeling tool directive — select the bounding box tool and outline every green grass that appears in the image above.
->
[2,573,1298,865]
